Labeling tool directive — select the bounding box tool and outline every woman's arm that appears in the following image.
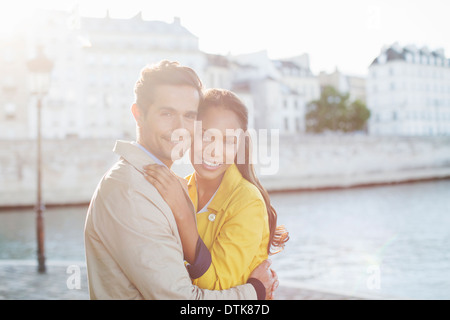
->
[194,199,269,290]
[143,164,270,292]
[143,164,199,264]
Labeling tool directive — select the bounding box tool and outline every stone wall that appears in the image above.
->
[1,135,450,207]
[258,135,450,191]
[0,139,117,207]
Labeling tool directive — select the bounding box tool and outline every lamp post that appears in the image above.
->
[27,45,53,273]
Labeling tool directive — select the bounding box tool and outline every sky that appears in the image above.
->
[1,0,449,76]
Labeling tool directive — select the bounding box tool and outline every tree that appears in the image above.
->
[305,86,370,133]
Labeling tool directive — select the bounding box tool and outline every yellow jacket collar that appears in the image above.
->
[187,164,243,213]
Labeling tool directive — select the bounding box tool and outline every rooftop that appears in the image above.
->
[370,43,450,67]
[81,12,197,38]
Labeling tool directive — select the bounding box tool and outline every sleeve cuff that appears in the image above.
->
[247,278,265,300]
[186,236,212,279]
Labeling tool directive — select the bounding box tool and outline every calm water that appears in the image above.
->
[1,179,449,299]
[271,179,450,299]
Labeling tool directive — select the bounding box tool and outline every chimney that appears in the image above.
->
[133,11,143,20]
[173,17,181,25]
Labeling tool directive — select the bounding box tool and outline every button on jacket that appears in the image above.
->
[186,164,270,290]
[84,140,258,300]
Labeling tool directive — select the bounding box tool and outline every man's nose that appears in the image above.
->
[173,114,188,130]
[172,115,194,142]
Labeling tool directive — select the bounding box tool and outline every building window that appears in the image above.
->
[4,103,16,120]
[103,55,111,66]
[284,118,289,131]
[295,117,301,132]
[375,113,380,122]
[406,53,413,63]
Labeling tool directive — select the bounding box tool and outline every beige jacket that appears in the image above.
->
[84,140,257,299]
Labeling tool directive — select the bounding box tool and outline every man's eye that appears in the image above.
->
[162,112,172,117]
[185,113,197,120]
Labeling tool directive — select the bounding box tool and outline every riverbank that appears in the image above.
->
[1,135,450,207]
[259,134,450,192]
[0,260,367,300]
[2,174,450,211]
[262,166,450,192]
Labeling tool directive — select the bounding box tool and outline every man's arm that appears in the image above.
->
[93,183,266,299]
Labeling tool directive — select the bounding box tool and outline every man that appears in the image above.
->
[84,60,277,299]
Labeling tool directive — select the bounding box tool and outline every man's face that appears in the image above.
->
[133,85,200,167]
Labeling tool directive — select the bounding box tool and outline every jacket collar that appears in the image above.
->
[187,164,243,213]
[113,140,156,175]
[114,140,196,216]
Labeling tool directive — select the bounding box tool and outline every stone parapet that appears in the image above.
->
[1,135,450,207]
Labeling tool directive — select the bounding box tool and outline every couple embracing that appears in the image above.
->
[84,60,289,300]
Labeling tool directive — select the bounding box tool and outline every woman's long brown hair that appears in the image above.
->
[198,88,289,255]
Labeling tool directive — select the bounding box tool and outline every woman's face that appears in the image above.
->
[191,106,243,182]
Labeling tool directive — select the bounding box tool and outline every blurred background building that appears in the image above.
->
[0,9,324,141]
[228,51,320,135]
[0,9,205,140]
[2,9,450,140]
[367,43,450,136]
[318,68,366,103]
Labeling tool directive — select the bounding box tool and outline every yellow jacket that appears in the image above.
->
[186,164,270,290]
[84,141,258,299]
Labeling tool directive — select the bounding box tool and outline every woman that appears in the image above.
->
[144,88,288,293]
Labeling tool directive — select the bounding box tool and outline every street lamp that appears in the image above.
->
[27,45,53,273]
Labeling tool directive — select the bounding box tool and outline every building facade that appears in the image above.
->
[230,50,319,135]
[367,43,450,136]
[1,9,320,140]
[0,9,206,140]
[318,68,366,103]
[79,12,205,139]
[0,33,30,140]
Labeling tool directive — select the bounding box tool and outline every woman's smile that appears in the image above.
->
[202,159,222,170]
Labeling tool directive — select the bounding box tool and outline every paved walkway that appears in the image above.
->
[0,261,364,300]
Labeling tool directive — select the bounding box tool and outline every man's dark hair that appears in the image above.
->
[134,60,203,114]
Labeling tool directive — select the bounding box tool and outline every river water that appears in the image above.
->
[1,179,449,299]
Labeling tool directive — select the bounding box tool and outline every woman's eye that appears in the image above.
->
[203,135,215,142]
[225,137,236,145]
